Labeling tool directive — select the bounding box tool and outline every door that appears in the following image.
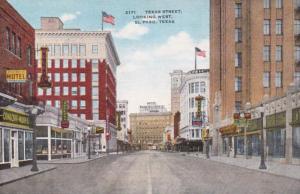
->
[11,131,19,167]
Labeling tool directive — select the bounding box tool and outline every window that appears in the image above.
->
[71,87,77,96]
[92,73,99,82]
[5,27,10,50]
[235,77,242,92]
[55,100,60,108]
[54,87,60,96]
[55,59,60,68]
[46,88,52,96]
[71,100,77,109]
[295,46,300,61]
[235,28,242,42]
[276,0,282,8]
[92,59,98,70]
[63,73,68,82]
[80,100,86,109]
[295,20,300,35]
[79,44,86,56]
[62,45,69,56]
[25,132,33,160]
[263,72,270,88]
[38,88,43,96]
[80,87,86,95]
[72,59,77,68]
[71,44,78,55]
[295,72,300,85]
[276,20,282,35]
[12,32,16,54]
[235,52,242,67]
[93,100,99,109]
[18,131,24,160]
[47,73,52,81]
[276,46,282,62]
[54,45,61,56]
[195,82,199,93]
[93,113,99,120]
[235,3,242,18]
[80,59,86,68]
[63,59,69,68]
[80,73,86,82]
[263,45,270,61]
[92,45,98,54]
[48,60,52,68]
[26,47,32,66]
[264,20,270,35]
[16,37,21,57]
[275,72,282,88]
[54,73,60,82]
[92,87,99,96]
[264,0,270,8]
[72,73,77,82]
[63,87,69,95]
[235,101,242,112]
[200,82,206,93]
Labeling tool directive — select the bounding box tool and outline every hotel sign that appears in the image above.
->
[0,109,29,127]
[6,70,27,83]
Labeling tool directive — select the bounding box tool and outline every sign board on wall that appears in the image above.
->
[6,70,27,83]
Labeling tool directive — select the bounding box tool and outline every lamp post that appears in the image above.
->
[27,105,45,172]
[258,105,267,169]
[87,127,91,159]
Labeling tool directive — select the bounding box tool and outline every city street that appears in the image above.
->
[1,151,300,194]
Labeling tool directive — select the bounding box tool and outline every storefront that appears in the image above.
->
[219,124,238,156]
[0,108,33,170]
[266,111,286,158]
[292,108,300,159]
[247,118,262,156]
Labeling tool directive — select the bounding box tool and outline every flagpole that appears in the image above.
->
[101,11,104,31]
[195,48,197,70]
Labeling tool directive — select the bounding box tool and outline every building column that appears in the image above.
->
[285,90,293,164]
[48,126,51,161]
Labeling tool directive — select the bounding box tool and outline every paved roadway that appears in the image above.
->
[1,151,300,194]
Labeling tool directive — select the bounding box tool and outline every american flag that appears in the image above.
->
[195,47,206,58]
[102,11,115,25]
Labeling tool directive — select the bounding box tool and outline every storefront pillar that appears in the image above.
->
[285,96,293,164]
[47,126,51,161]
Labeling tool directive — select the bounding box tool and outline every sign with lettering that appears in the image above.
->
[0,109,29,127]
[38,47,52,89]
[61,100,69,128]
[266,112,286,129]
[6,70,27,83]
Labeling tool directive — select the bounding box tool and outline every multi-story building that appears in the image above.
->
[35,17,120,152]
[179,69,209,141]
[210,0,300,156]
[139,102,167,113]
[117,100,128,143]
[170,70,185,117]
[130,103,172,149]
[0,0,37,169]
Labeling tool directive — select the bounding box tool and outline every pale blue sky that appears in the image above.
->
[9,0,209,113]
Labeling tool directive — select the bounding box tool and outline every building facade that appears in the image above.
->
[117,100,128,143]
[139,102,167,113]
[210,0,300,155]
[170,70,185,117]
[130,112,172,150]
[35,17,120,152]
[0,0,37,170]
[179,69,209,141]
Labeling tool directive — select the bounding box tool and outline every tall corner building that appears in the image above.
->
[170,70,184,117]
[35,17,120,146]
[210,0,300,132]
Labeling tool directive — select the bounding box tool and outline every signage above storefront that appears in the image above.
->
[266,111,286,129]
[6,70,27,83]
[219,124,237,135]
[292,108,300,126]
[61,100,69,128]
[0,109,29,127]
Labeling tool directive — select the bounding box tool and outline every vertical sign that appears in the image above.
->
[61,100,69,128]
[38,47,52,88]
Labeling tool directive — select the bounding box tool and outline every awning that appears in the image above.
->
[219,124,237,135]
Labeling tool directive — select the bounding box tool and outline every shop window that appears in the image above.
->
[25,132,33,160]
[237,136,244,155]
[36,126,48,137]
[293,127,300,158]
[4,129,10,162]
[18,131,24,160]
[36,139,48,155]
[0,129,2,162]
[267,128,286,158]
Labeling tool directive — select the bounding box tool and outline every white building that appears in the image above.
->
[170,70,185,117]
[179,69,210,140]
[139,102,167,113]
[117,100,128,142]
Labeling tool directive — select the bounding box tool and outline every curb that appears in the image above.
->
[38,155,108,165]
[0,167,57,187]
[184,153,300,181]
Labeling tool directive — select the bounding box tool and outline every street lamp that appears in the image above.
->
[258,105,267,169]
[87,127,91,159]
[27,104,45,172]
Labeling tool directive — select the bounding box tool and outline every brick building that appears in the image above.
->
[210,0,300,155]
[35,17,120,152]
[0,0,36,103]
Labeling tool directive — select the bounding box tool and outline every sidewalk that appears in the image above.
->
[185,152,300,180]
[0,164,56,186]
[38,154,107,164]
